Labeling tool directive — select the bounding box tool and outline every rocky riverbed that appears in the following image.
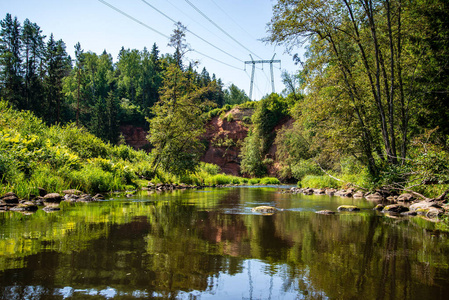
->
[283,187,449,220]
[0,189,104,214]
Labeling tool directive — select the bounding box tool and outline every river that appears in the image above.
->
[1,186,449,299]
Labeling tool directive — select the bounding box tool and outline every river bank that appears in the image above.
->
[283,186,449,221]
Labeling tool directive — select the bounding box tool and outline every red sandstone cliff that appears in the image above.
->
[201,107,253,176]
[120,107,293,177]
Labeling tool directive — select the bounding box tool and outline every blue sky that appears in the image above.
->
[2,0,304,100]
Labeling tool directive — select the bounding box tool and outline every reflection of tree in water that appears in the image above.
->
[2,189,449,299]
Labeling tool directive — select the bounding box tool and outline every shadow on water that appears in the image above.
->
[1,186,449,299]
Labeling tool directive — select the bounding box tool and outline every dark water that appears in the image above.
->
[1,186,449,299]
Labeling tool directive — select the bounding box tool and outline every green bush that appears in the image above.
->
[248,178,260,185]
[259,177,280,184]
[199,162,221,176]
[300,175,340,188]
[68,165,118,192]
[242,116,252,124]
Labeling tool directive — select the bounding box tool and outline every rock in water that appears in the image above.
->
[337,205,360,211]
[251,206,277,214]
[316,210,336,215]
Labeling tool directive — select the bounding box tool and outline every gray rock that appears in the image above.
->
[373,204,384,211]
[337,205,360,211]
[316,210,336,215]
[397,193,415,202]
[1,195,19,204]
[382,204,409,213]
[252,206,277,214]
[365,192,384,201]
[43,193,62,203]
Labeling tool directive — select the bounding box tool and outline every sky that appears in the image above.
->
[2,0,304,100]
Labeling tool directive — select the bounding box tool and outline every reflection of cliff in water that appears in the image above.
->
[1,188,449,299]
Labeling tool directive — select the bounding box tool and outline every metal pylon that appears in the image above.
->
[244,54,280,100]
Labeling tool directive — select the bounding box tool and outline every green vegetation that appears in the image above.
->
[0,14,227,144]
[234,0,449,198]
[0,101,281,197]
[240,93,290,177]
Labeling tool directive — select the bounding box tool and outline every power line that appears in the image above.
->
[208,0,258,41]
[140,0,243,63]
[97,0,169,39]
[97,0,242,70]
[192,50,243,70]
[184,0,262,60]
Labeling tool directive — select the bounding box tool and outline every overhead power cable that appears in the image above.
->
[208,0,258,41]
[97,0,169,39]
[97,0,241,70]
[140,0,243,63]
[184,0,262,60]
[192,50,243,70]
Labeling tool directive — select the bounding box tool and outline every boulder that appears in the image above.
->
[62,189,83,195]
[1,192,18,199]
[397,193,416,202]
[1,195,19,204]
[326,188,337,196]
[314,188,326,195]
[337,205,360,211]
[365,192,384,201]
[409,201,444,218]
[316,210,336,215]
[64,194,79,202]
[353,191,365,198]
[10,202,38,212]
[373,204,384,211]
[43,193,62,203]
[382,204,409,213]
[252,206,277,214]
[335,190,353,197]
[303,188,314,195]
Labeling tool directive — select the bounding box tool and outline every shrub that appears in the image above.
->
[300,175,340,188]
[199,163,221,176]
[68,165,118,192]
[248,178,260,185]
[242,116,252,124]
[259,177,280,184]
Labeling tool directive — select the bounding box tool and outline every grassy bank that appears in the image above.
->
[0,101,279,198]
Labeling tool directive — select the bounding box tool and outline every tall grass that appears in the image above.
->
[300,175,340,189]
[0,101,282,196]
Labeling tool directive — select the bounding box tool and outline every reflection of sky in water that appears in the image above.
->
[54,259,326,299]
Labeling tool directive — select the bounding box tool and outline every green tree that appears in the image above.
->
[223,84,250,106]
[43,34,70,124]
[147,23,214,175]
[240,93,289,177]
[266,0,426,177]
[0,13,23,108]
[21,18,45,112]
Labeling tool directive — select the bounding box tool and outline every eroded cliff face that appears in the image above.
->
[201,108,253,176]
[120,107,293,177]
[119,125,150,150]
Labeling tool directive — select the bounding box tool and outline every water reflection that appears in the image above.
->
[1,187,449,299]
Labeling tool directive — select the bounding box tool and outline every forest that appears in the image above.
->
[1,0,449,201]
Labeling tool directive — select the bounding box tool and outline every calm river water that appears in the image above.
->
[1,186,449,299]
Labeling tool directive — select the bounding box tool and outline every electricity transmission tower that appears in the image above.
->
[244,54,281,99]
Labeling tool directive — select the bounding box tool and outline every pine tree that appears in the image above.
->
[0,13,23,108]
[44,34,70,124]
[21,18,45,112]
